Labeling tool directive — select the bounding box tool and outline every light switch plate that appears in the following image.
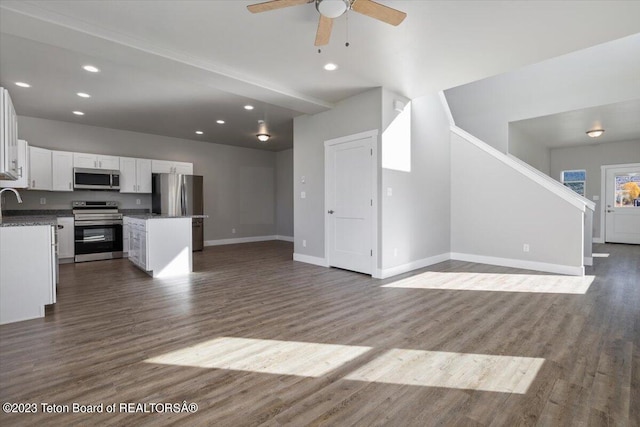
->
[301,191,306,199]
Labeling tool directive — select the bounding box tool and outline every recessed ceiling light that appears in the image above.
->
[15,82,31,88]
[72,111,85,116]
[244,105,254,110]
[83,65,100,73]
[77,92,91,98]
[195,131,204,135]
[324,63,338,71]
[216,120,225,124]
[586,129,605,138]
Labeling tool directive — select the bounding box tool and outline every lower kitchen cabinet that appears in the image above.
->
[0,225,56,324]
[57,217,75,261]
[125,216,192,277]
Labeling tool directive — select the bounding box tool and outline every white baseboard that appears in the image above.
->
[584,257,593,266]
[593,237,604,244]
[293,253,329,267]
[450,252,584,276]
[374,253,450,279]
[276,235,294,242]
[205,235,278,246]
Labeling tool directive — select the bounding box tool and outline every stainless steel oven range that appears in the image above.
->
[73,201,123,262]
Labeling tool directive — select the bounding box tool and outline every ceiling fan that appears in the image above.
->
[247,0,407,46]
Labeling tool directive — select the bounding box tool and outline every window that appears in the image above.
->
[614,173,640,207]
[561,170,586,197]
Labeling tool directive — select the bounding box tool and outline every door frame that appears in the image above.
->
[600,162,640,243]
[324,129,379,276]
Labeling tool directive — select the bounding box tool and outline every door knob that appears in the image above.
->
[607,210,614,213]
[328,210,334,214]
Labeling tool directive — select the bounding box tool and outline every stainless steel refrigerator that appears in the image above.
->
[152,174,204,251]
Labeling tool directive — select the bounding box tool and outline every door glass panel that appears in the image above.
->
[614,173,640,207]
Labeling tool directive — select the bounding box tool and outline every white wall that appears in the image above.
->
[380,92,451,274]
[293,88,382,261]
[508,124,550,175]
[276,148,293,238]
[451,132,585,274]
[549,139,640,240]
[444,33,640,153]
[6,116,289,242]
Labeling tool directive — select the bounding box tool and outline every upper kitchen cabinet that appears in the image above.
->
[0,87,19,180]
[120,157,152,193]
[52,151,74,191]
[29,146,52,190]
[73,152,120,170]
[151,159,193,175]
[0,139,29,188]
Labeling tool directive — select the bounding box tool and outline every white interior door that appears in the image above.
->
[605,165,640,244]
[325,131,376,275]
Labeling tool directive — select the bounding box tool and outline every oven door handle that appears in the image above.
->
[75,220,123,226]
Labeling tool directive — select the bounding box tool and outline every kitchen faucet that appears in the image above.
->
[0,188,23,223]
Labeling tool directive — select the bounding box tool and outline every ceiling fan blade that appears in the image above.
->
[247,0,311,14]
[351,0,407,26]
[315,14,333,46]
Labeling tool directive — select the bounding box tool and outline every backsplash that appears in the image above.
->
[0,189,151,211]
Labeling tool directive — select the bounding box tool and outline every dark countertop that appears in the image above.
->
[124,214,207,220]
[0,216,58,227]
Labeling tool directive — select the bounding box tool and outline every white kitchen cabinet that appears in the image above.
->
[52,151,74,191]
[57,217,75,260]
[0,87,19,180]
[29,146,52,190]
[73,152,120,170]
[120,157,152,193]
[0,139,28,188]
[0,225,56,324]
[151,159,193,175]
[125,216,192,277]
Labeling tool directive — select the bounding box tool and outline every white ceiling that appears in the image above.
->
[1,0,640,151]
[510,100,640,149]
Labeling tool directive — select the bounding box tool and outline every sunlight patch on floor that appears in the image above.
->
[344,349,545,394]
[382,271,595,294]
[592,253,610,258]
[145,337,371,377]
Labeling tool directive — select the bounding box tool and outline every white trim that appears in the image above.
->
[450,252,584,276]
[205,235,278,246]
[324,129,379,276]
[293,253,329,267]
[374,253,450,279]
[593,237,605,244]
[452,126,590,212]
[276,235,294,242]
[600,163,640,244]
[438,91,455,126]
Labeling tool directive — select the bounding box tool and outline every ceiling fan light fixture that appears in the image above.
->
[586,129,605,138]
[316,0,349,19]
[257,133,271,143]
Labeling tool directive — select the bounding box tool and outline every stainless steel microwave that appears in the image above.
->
[73,168,120,190]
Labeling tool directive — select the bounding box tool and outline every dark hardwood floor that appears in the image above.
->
[0,242,638,426]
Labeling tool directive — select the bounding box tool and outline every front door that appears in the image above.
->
[325,131,376,275]
[605,165,640,244]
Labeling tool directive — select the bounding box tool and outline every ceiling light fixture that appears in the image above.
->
[15,82,31,88]
[216,120,225,124]
[73,111,85,116]
[324,63,338,71]
[586,129,605,138]
[316,0,350,19]
[244,105,254,110]
[257,133,270,143]
[77,92,91,98]
[83,65,100,73]
[195,131,204,135]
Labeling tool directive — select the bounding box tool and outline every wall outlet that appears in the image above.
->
[136,199,141,205]
[393,248,398,257]
[593,195,600,201]
[301,191,306,199]
[232,228,236,234]
[303,239,307,247]
[387,187,393,196]
[40,197,46,205]
[523,244,530,252]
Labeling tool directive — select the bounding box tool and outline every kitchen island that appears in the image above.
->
[0,218,57,324]
[124,215,194,278]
